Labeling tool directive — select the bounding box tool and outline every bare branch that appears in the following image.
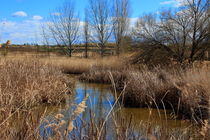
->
[48,0,80,57]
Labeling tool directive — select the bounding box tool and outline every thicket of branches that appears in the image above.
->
[132,0,210,64]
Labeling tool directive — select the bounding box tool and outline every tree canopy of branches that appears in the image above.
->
[48,0,80,57]
[83,9,90,58]
[87,0,112,57]
[112,0,130,55]
[133,0,210,64]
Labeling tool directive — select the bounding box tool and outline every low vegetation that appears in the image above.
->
[80,65,210,123]
[41,56,125,74]
[0,55,209,139]
[0,58,71,139]
[0,0,209,139]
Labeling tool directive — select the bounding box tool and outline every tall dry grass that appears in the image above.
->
[0,59,70,109]
[41,56,126,74]
[80,66,210,123]
[0,54,209,139]
[0,58,71,139]
[4,53,127,74]
[123,68,210,122]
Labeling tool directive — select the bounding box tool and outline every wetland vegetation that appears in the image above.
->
[0,0,210,139]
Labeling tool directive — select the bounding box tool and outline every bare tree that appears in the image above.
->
[133,0,210,63]
[83,9,90,58]
[48,0,80,57]
[185,0,210,62]
[88,0,112,57]
[112,0,130,55]
[41,23,50,56]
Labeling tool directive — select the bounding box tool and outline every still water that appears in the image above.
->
[38,80,195,139]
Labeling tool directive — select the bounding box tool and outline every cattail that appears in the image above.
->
[66,94,89,133]
[55,114,64,120]
[200,120,209,137]
[67,121,74,132]
[58,120,66,127]
[72,94,89,119]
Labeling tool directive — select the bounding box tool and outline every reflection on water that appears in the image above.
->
[40,82,195,139]
[74,81,192,127]
[74,82,115,117]
[39,81,195,139]
[39,82,116,139]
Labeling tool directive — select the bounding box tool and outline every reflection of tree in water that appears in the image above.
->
[78,82,114,123]
[38,81,197,139]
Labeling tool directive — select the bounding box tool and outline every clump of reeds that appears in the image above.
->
[0,58,71,139]
[43,95,89,139]
[0,59,70,110]
[122,68,210,121]
[80,66,210,122]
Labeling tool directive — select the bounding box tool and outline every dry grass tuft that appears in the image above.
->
[0,58,71,139]
[200,120,210,138]
[80,66,210,122]
[0,59,70,110]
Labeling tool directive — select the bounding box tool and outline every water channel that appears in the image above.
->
[37,79,197,139]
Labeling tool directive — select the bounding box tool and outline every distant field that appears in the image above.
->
[0,45,116,57]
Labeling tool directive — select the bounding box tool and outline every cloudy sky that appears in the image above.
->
[0,0,182,44]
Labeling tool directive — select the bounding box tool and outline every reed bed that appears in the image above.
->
[0,58,71,139]
[80,66,210,123]
[4,53,126,74]
[0,54,209,139]
[40,56,126,74]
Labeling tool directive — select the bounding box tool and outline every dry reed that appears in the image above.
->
[80,66,210,122]
[0,58,71,139]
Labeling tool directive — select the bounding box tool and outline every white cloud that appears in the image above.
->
[51,12,61,16]
[12,11,28,17]
[0,20,43,44]
[160,0,186,7]
[129,17,139,27]
[0,21,16,28]
[160,0,175,5]
[32,15,43,20]
[0,18,88,44]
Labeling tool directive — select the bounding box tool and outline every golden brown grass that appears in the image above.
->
[0,53,209,139]
[80,66,210,122]
[41,56,126,74]
[0,59,70,109]
[0,58,71,139]
[3,53,127,74]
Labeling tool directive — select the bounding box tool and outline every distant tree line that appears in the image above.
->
[42,0,130,58]
[42,0,209,64]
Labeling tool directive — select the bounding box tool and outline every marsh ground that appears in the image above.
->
[0,52,209,139]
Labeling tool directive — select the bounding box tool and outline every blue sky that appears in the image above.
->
[0,0,181,44]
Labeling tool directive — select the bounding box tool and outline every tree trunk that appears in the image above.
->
[68,45,72,57]
[116,40,121,56]
[101,44,105,57]
[85,42,88,58]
